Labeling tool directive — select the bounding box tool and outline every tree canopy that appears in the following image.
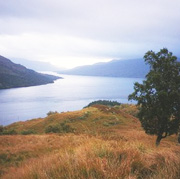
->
[84,100,121,108]
[129,48,180,146]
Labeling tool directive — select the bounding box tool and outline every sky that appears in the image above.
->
[0,0,180,69]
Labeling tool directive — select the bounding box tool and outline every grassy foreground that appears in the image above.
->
[0,105,180,179]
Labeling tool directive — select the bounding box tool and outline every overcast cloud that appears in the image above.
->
[0,0,180,68]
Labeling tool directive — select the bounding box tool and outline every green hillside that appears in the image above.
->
[5,104,138,135]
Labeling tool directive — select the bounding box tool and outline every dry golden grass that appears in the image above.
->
[1,133,180,179]
[6,105,139,136]
[0,134,88,176]
[1,105,180,179]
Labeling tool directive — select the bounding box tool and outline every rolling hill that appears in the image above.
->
[59,59,149,78]
[0,55,61,89]
[0,104,180,178]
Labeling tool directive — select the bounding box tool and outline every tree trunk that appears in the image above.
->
[178,134,180,143]
[156,135,162,146]
[178,125,180,143]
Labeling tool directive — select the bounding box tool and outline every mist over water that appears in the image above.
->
[0,74,143,125]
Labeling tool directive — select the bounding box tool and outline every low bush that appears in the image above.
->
[21,130,36,135]
[45,122,74,133]
[1,129,17,135]
[0,125,4,134]
[45,125,61,133]
[47,111,58,116]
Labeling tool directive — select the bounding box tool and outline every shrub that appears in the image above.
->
[47,111,58,116]
[60,122,74,133]
[84,100,121,108]
[45,122,74,133]
[0,125,4,134]
[1,129,17,135]
[45,125,61,133]
[21,130,36,135]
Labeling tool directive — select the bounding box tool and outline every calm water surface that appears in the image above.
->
[0,74,143,125]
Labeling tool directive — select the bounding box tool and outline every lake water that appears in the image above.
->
[0,73,143,125]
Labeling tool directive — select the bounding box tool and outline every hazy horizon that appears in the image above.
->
[0,0,180,68]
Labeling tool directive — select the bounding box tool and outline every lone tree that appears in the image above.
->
[129,48,180,146]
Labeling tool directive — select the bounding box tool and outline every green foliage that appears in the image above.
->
[84,100,121,108]
[45,125,61,133]
[0,125,17,135]
[129,48,180,145]
[21,130,36,135]
[60,122,74,133]
[47,111,58,116]
[0,129,17,135]
[45,122,74,133]
[0,125,4,134]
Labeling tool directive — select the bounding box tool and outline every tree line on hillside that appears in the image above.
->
[84,100,121,108]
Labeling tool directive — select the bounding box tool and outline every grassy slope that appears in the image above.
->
[1,105,180,179]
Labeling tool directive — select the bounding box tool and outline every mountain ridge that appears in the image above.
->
[11,58,65,71]
[0,55,61,89]
[58,59,149,78]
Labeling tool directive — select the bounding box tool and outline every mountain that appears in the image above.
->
[59,59,149,78]
[11,58,64,71]
[0,55,61,89]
